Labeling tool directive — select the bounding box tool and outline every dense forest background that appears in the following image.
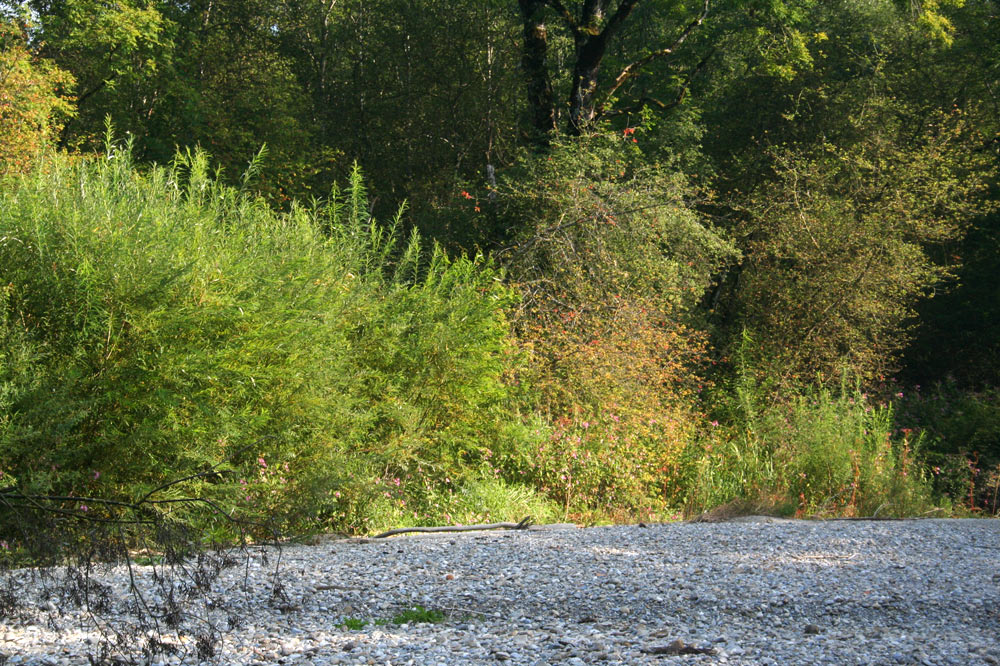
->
[1,0,998,543]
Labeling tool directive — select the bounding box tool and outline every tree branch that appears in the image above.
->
[599,48,714,119]
[544,0,580,35]
[602,0,641,40]
[0,464,262,530]
[597,0,709,115]
[374,516,533,538]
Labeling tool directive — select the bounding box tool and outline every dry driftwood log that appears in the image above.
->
[373,516,533,538]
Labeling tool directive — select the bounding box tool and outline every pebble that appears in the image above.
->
[0,519,998,664]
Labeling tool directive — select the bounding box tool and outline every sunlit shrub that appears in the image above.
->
[0,142,523,536]
[734,110,994,388]
[492,134,735,518]
[683,379,939,517]
[0,17,74,175]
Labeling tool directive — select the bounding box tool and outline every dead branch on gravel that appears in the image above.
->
[374,516,533,538]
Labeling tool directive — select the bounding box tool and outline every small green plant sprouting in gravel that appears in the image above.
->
[341,618,368,630]
[133,554,165,566]
[391,605,446,625]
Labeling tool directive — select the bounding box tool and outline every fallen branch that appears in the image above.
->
[818,516,915,521]
[373,516,533,539]
[0,460,284,666]
[790,552,859,561]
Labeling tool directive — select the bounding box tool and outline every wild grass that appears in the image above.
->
[390,605,446,625]
[684,379,939,518]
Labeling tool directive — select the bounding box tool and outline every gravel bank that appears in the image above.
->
[1,518,998,665]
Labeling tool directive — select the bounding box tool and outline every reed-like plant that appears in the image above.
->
[683,376,938,518]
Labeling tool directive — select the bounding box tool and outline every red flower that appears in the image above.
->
[461,190,473,200]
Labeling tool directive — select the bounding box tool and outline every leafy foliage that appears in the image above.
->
[29,0,170,147]
[732,109,994,387]
[0,141,532,536]
[0,14,74,174]
[895,383,1000,513]
[495,134,736,517]
[3,0,999,533]
[686,377,938,518]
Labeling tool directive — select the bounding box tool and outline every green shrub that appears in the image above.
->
[493,133,735,520]
[685,378,939,518]
[895,382,1000,514]
[0,17,75,176]
[775,387,935,516]
[0,141,523,537]
[733,111,993,388]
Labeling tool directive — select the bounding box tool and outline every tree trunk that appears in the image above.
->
[566,0,640,135]
[519,0,557,146]
[568,33,607,135]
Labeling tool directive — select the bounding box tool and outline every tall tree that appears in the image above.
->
[27,0,171,149]
[514,0,749,143]
[696,0,999,386]
[0,9,74,173]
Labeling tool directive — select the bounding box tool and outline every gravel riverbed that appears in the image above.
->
[1,518,998,665]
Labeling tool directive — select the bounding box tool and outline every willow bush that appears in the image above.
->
[0,140,541,539]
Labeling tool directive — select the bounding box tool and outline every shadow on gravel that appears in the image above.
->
[0,470,287,665]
